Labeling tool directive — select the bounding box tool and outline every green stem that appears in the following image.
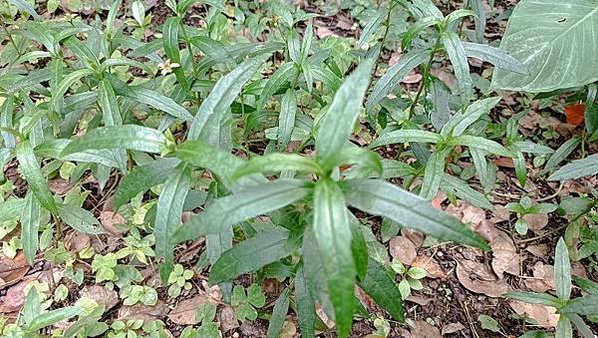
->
[372,2,395,80]
[408,33,442,118]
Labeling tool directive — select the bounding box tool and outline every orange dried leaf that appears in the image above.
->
[564,103,585,126]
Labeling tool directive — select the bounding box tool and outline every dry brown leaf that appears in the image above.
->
[441,322,465,335]
[316,303,335,329]
[456,259,511,297]
[118,300,169,324]
[403,73,423,84]
[401,229,425,247]
[522,214,549,232]
[490,230,519,278]
[509,300,559,327]
[411,256,445,279]
[0,277,35,314]
[406,295,433,306]
[48,178,71,195]
[99,211,126,235]
[389,236,417,265]
[430,68,457,89]
[411,320,442,338]
[0,252,29,288]
[526,244,548,257]
[523,262,554,293]
[168,295,210,325]
[79,285,119,311]
[219,306,239,332]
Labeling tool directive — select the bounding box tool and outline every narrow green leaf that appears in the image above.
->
[163,17,189,89]
[61,125,166,155]
[210,230,291,284]
[173,180,308,243]
[569,314,595,338]
[447,97,502,137]
[358,12,384,48]
[258,62,298,110]
[344,179,489,249]
[295,265,316,338]
[558,294,598,315]
[359,258,405,321]
[451,135,512,157]
[543,136,582,173]
[7,0,40,18]
[367,50,429,110]
[441,174,494,210]
[155,163,191,281]
[278,90,297,150]
[462,42,528,75]
[470,148,493,192]
[16,140,58,214]
[420,150,447,200]
[233,153,322,180]
[267,288,291,338]
[114,158,180,208]
[119,86,193,122]
[28,306,81,331]
[189,58,265,141]
[514,141,554,155]
[504,291,561,307]
[59,204,104,235]
[313,179,355,338]
[554,237,571,300]
[548,154,598,181]
[468,0,485,43]
[572,276,598,295]
[98,79,122,126]
[555,316,572,338]
[52,69,95,111]
[442,32,472,104]
[21,193,41,266]
[316,59,374,163]
[370,129,441,148]
[1,96,16,148]
[586,83,597,134]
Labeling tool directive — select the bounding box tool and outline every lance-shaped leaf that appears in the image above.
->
[441,174,494,210]
[189,58,265,141]
[442,31,472,104]
[491,0,598,92]
[98,79,123,126]
[258,62,298,110]
[7,0,40,18]
[359,258,405,321]
[443,97,502,137]
[343,179,489,249]
[450,135,513,157]
[420,150,448,200]
[543,136,582,173]
[163,17,188,89]
[295,265,316,337]
[173,179,308,243]
[114,158,181,208]
[558,294,598,315]
[118,86,193,122]
[232,153,322,180]
[504,291,561,307]
[61,125,166,155]
[267,288,291,338]
[313,179,355,338]
[554,237,571,300]
[462,42,527,75]
[278,90,297,150]
[21,193,41,266]
[316,59,374,165]
[210,229,292,284]
[370,129,441,148]
[367,50,429,110]
[548,154,598,181]
[59,204,104,234]
[16,140,59,214]
[28,306,81,331]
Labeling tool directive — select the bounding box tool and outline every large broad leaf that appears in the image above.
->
[548,154,598,181]
[312,179,355,338]
[359,258,404,321]
[172,179,308,244]
[492,0,598,92]
[343,179,489,249]
[155,163,191,281]
[209,229,291,284]
[114,158,181,208]
[188,58,264,142]
[16,140,58,214]
[61,125,166,155]
[316,58,374,166]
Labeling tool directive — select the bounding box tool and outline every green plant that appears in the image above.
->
[505,196,557,235]
[231,284,266,321]
[166,263,194,298]
[107,319,144,338]
[505,238,597,338]
[91,253,118,284]
[120,285,158,306]
[390,261,427,299]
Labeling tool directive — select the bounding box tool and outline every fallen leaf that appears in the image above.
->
[456,259,511,297]
[522,213,549,232]
[526,244,548,257]
[168,295,210,325]
[411,320,442,338]
[0,277,35,314]
[523,262,554,293]
[492,206,511,222]
[403,72,423,84]
[401,229,425,247]
[118,300,169,324]
[490,230,519,278]
[99,211,126,235]
[0,252,29,288]
[564,103,585,126]
[316,303,335,329]
[441,322,465,335]
[509,300,559,327]
[219,306,239,332]
[494,157,515,168]
[461,205,486,226]
[48,178,71,195]
[79,285,119,311]
[389,236,417,265]
[411,256,445,279]
[406,295,433,306]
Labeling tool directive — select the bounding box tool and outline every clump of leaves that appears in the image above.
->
[506,196,557,235]
[120,285,158,306]
[167,264,193,298]
[391,261,427,299]
[91,253,119,284]
[231,284,266,321]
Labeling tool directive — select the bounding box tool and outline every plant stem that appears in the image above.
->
[408,33,442,118]
[1,20,30,72]
[372,3,395,80]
